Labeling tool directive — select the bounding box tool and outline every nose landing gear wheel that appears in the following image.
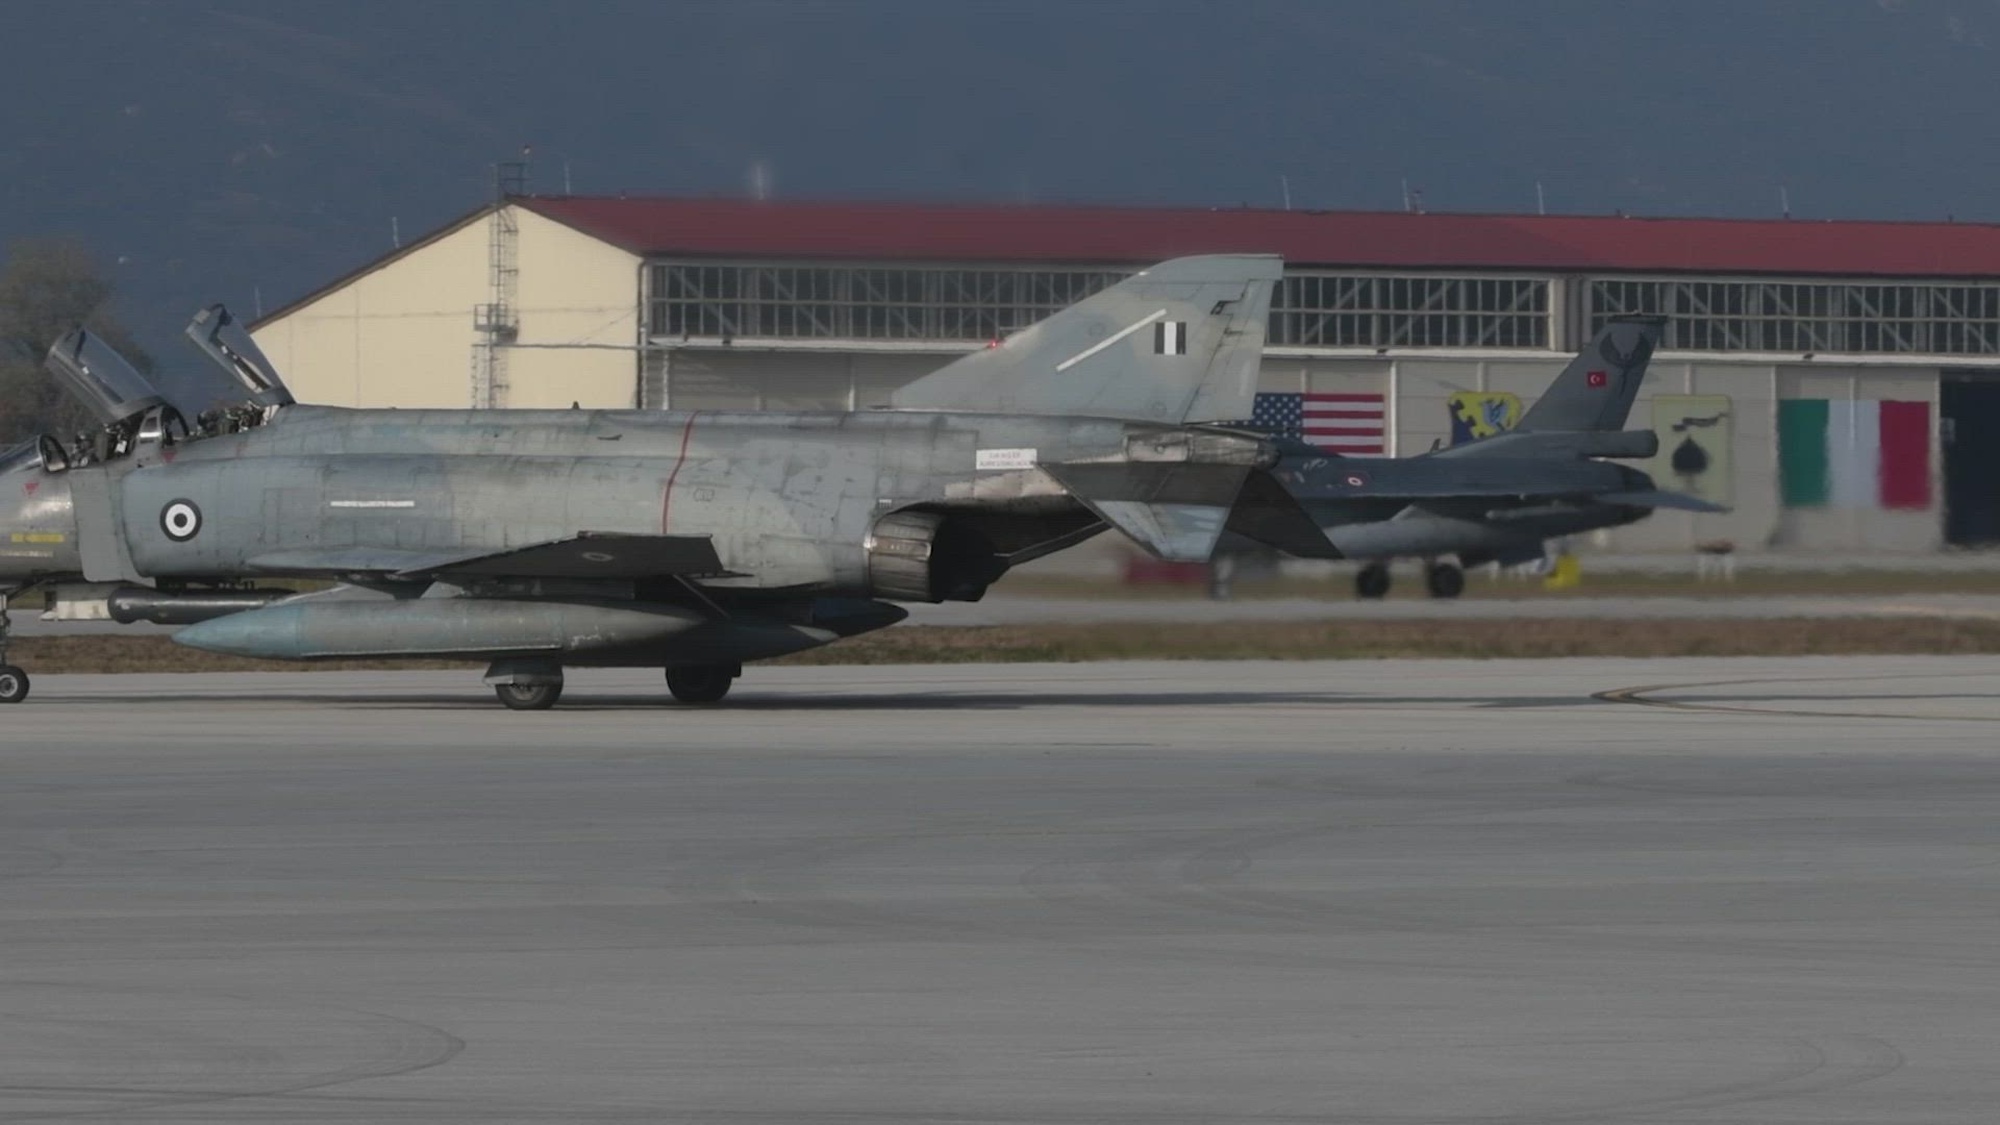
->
[666,662,739,704]
[0,591,20,703]
[495,682,562,711]
[1425,561,1466,599]
[1354,563,1391,600]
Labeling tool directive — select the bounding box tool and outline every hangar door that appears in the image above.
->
[1942,373,2000,546]
[645,349,962,411]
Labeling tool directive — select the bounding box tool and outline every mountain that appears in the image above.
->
[3,0,1997,394]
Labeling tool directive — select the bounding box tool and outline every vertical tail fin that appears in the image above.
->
[1516,315,1664,432]
[889,254,1281,423]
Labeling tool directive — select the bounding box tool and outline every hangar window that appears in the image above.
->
[1268,274,1549,349]
[1588,279,2000,356]
[648,263,1128,342]
[849,269,931,339]
[933,270,1014,340]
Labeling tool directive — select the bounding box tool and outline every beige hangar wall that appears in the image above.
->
[251,217,489,408]
[251,207,641,410]
[501,209,643,409]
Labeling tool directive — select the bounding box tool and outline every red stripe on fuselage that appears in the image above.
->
[659,411,701,532]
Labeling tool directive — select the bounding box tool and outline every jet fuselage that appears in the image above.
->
[0,405,1251,594]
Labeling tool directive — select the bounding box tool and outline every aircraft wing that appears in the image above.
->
[247,533,734,580]
[1425,429,1659,461]
[1596,490,1730,513]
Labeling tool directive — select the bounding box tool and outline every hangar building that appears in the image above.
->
[249,196,2000,555]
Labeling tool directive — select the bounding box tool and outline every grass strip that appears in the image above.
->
[1003,570,2000,601]
[14,616,2000,675]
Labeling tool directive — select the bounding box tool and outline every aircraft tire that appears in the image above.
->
[1425,562,1466,599]
[1354,563,1391,600]
[0,665,27,704]
[495,681,562,711]
[666,663,738,704]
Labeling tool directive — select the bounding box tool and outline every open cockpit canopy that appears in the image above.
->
[43,327,167,429]
[35,304,295,472]
[185,303,292,409]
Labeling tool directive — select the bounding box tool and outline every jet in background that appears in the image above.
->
[0,257,1280,708]
[1222,317,1722,598]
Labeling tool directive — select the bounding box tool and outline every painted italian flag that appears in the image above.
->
[1778,399,1931,509]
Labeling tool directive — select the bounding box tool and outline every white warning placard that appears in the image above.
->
[975,447,1038,470]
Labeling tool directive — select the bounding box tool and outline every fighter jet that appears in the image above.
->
[1220,316,1720,598]
[0,256,1280,708]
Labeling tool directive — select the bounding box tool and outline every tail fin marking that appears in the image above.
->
[1515,316,1664,433]
[888,254,1281,423]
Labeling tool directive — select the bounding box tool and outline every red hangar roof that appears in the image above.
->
[520,196,2000,280]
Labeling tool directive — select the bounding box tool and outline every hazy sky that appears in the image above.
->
[3,0,1997,371]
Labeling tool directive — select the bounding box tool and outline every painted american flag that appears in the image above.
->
[1244,392,1387,455]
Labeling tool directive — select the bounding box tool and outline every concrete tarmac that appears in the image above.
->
[905,590,2000,625]
[2,657,1998,1121]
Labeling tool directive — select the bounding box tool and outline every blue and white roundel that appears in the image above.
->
[160,500,202,542]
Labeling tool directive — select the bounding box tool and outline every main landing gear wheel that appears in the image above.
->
[666,662,739,704]
[1354,562,1391,600]
[0,665,27,705]
[495,681,563,711]
[485,659,563,711]
[1425,561,1466,599]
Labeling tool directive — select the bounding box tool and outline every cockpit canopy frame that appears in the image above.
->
[186,304,294,409]
[42,327,168,428]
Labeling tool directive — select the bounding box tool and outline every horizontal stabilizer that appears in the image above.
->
[1598,490,1730,513]
[1085,501,1233,562]
[1039,457,1256,561]
[248,533,731,580]
[1223,470,1342,558]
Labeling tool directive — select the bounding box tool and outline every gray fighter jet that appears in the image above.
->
[0,257,1281,708]
[1222,316,1720,598]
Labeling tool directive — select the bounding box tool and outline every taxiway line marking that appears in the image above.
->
[1595,674,2000,723]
